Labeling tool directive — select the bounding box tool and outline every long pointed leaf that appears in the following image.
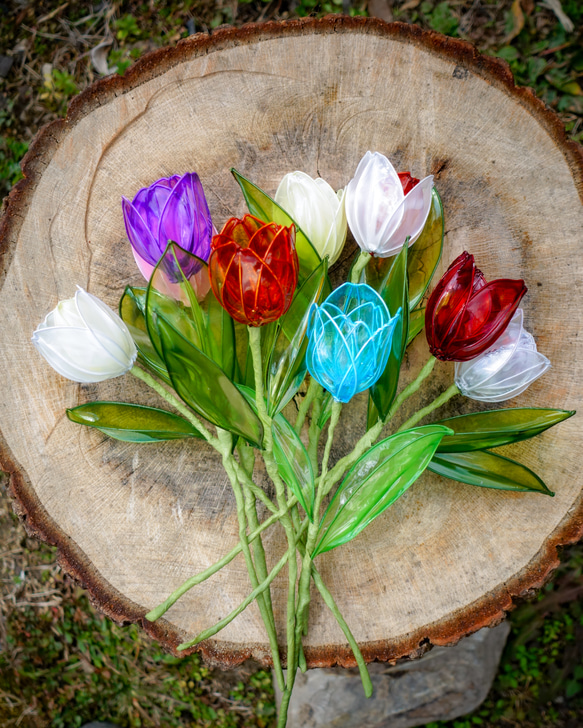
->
[67,402,203,443]
[272,415,315,520]
[119,286,170,384]
[157,317,263,447]
[429,450,553,495]
[231,168,323,285]
[407,188,444,309]
[435,408,575,453]
[267,258,328,415]
[314,425,452,555]
[407,308,425,346]
[368,242,409,425]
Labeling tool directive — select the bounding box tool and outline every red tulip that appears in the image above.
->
[398,172,420,195]
[209,214,298,326]
[425,251,527,362]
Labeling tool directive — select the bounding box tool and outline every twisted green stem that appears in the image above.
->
[322,356,437,498]
[294,377,319,435]
[396,383,459,433]
[248,326,298,706]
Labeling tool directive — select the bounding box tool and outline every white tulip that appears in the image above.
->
[32,288,137,383]
[455,309,550,402]
[275,171,347,265]
[345,151,434,257]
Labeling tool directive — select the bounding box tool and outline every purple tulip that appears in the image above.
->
[122,173,213,281]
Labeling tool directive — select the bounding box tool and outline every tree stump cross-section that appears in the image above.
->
[0,17,582,669]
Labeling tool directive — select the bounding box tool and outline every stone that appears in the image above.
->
[275,623,511,728]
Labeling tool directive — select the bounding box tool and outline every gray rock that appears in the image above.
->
[275,622,511,728]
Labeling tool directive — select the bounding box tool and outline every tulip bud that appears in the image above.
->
[306,283,400,403]
[455,309,550,402]
[425,251,527,362]
[274,171,347,265]
[32,288,137,382]
[209,214,298,327]
[122,172,213,281]
[345,151,434,257]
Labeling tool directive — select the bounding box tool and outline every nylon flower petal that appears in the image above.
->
[345,151,434,257]
[32,288,137,382]
[425,251,527,362]
[122,172,213,281]
[274,171,347,265]
[306,282,400,403]
[208,214,298,327]
[455,309,550,402]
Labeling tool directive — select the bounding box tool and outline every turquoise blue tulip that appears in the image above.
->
[306,283,400,403]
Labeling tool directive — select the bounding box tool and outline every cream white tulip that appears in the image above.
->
[275,171,347,265]
[32,288,137,383]
[345,151,434,257]
[455,309,550,402]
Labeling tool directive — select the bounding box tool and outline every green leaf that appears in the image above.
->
[272,414,315,520]
[368,241,408,426]
[435,408,575,453]
[266,258,328,416]
[407,188,444,310]
[231,168,323,285]
[146,242,236,378]
[67,402,202,443]
[157,317,263,447]
[206,287,236,379]
[119,286,170,384]
[429,450,554,495]
[314,425,452,555]
[407,308,425,346]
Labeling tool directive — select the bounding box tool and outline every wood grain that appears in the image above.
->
[1,17,582,669]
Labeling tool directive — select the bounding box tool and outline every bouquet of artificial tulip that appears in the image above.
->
[32,152,573,727]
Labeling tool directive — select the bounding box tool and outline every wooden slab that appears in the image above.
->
[1,17,582,669]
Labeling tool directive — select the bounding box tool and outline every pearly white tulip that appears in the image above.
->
[455,309,550,402]
[275,171,347,265]
[345,151,434,257]
[32,287,137,383]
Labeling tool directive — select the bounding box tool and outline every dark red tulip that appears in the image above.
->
[209,214,298,327]
[425,251,527,362]
[398,172,420,195]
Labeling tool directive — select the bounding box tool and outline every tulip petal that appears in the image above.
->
[376,175,434,257]
[74,288,136,363]
[450,278,527,360]
[122,196,160,267]
[346,152,405,254]
[158,173,212,261]
[455,309,524,392]
[32,327,128,382]
[425,251,475,350]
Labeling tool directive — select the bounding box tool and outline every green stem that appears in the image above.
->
[310,565,372,697]
[288,401,342,706]
[322,356,437,498]
[176,529,302,651]
[131,366,218,447]
[236,442,284,692]
[232,460,279,515]
[248,326,298,694]
[294,377,319,435]
[307,387,324,474]
[216,429,286,691]
[396,383,459,433]
[145,493,299,623]
[350,250,371,283]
